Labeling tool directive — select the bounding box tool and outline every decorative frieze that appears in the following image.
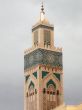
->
[24,48,62,70]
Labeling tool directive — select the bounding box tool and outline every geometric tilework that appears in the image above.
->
[24,48,62,70]
[53,73,60,81]
[33,72,37,79]
[42,71,48,79]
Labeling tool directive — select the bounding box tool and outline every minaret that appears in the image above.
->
[32,2,54,49]
[24,2,63,110]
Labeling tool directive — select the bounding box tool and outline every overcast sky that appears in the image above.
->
[0,0,82,110]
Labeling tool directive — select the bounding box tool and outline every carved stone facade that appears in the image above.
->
[24,64,63,110]
[24,5,64,110]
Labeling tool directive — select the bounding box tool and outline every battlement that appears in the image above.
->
[24,46,62,55]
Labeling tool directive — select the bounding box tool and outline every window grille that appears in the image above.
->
[34,31,38,46]
[44,30,51,46]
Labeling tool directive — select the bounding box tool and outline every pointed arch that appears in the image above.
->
[28,81,35,89]
[46,79,56,89]
[43,74,60,90]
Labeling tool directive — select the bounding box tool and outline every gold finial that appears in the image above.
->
[41,1,45,14]
[40,0,45,21]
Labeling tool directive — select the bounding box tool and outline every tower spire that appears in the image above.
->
[40,0,45,21]
[41,1,45,14]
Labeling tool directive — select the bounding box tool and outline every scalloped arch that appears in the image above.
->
[46,79,56,89]
[28,81,35,89]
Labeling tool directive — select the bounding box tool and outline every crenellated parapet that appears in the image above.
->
[24,46,62,55]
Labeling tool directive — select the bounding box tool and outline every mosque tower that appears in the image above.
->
[24,2,63,110]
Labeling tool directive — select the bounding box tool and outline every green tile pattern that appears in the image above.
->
[53,73,60,81]
[33,72,37,79]
[42,71,48,78]
[24,48,62,70]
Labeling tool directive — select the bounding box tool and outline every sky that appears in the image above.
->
[0,0,82,110]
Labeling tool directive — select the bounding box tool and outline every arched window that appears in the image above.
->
[44,30,51,47]
[47,84,56,101]
[34,30,38,46]
[28,81,35,102]
[46,83,57,110]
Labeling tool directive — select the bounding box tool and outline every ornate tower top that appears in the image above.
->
[24,1,62,55]
[31,1,55,49]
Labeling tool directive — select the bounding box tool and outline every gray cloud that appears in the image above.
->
[0,0,82,109]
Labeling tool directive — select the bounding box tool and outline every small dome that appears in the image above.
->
[43,18,50,24]
[37,18,50,25]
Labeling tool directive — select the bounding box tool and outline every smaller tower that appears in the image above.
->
[32,2,54,49]
[24,2,63,110]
